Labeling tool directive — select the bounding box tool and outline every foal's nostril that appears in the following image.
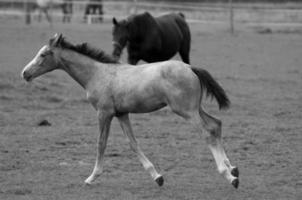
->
[22,70,27,78]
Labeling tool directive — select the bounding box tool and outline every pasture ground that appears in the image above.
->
[0,17,301,200]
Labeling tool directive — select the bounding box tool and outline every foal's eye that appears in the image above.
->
[40,51,53,58]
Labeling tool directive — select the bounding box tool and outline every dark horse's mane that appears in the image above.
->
[49,36,118,64]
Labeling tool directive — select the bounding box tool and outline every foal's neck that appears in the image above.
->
[59,50,105,89]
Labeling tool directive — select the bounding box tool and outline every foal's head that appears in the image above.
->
[22,33,118,82]
[21,33,63,82]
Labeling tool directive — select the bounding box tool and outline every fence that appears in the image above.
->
[0,0,302,32]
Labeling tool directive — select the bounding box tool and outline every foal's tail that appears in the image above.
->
[191,67,230,110]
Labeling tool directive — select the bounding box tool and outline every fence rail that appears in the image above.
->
[0,0,302,32]
[1,0,302,9]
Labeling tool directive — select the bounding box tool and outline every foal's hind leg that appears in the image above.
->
[117,114,163,186]
[168,99,239,187]
[197,108,239,188]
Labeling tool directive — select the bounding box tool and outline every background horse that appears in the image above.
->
[35,0,73,23]
[21,34,239,189]
[84,0,104,23]
[36,0,53,23]
[62,0,73,23]
[112,12,191,65]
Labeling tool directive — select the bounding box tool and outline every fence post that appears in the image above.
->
[24,0,31,25]
[229,0,234,34]
[133,0,137,14]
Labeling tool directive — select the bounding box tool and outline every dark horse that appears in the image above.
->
[112,12,191,65]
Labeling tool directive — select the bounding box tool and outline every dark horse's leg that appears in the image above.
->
[128,56,139,65]
[179,41,190,64]
[179,46,190,64]
[178,30,190,64]
[176,15,191,64]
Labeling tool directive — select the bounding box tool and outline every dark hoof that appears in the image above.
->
[231,167,239,178]
[155,176,164,187]
[231,178,239,189]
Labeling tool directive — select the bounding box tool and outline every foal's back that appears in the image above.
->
[110,61,199,114]
[114,60,192,86]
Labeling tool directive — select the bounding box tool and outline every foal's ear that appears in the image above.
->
[51,33,63,46]
[113,17,118,26]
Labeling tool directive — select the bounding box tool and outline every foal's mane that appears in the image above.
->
[49,36,118,64]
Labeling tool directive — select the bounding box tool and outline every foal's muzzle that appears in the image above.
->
[21,70,33,82]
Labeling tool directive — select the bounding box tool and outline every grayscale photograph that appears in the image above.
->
[0,0,301,199]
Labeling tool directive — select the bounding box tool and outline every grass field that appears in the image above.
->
[0,16,301,200]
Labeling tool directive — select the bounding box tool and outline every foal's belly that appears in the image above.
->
[127,101,167,114]
[114,92,167,114]
[113,63,173,114]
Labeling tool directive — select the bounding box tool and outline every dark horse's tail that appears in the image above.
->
[191,67,230,110]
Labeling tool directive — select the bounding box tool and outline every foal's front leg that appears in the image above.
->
[117,114,164,186]
[85,111,113,184]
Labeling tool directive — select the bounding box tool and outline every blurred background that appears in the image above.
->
[0,0,302,33]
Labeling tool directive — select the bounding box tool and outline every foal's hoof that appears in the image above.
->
[84,180,92,185]
[231,167,239,178]
[84,182,92,186]
[155,176,164,187]
[231,178,239,189]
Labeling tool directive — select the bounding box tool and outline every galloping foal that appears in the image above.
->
[21,34,239,188]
